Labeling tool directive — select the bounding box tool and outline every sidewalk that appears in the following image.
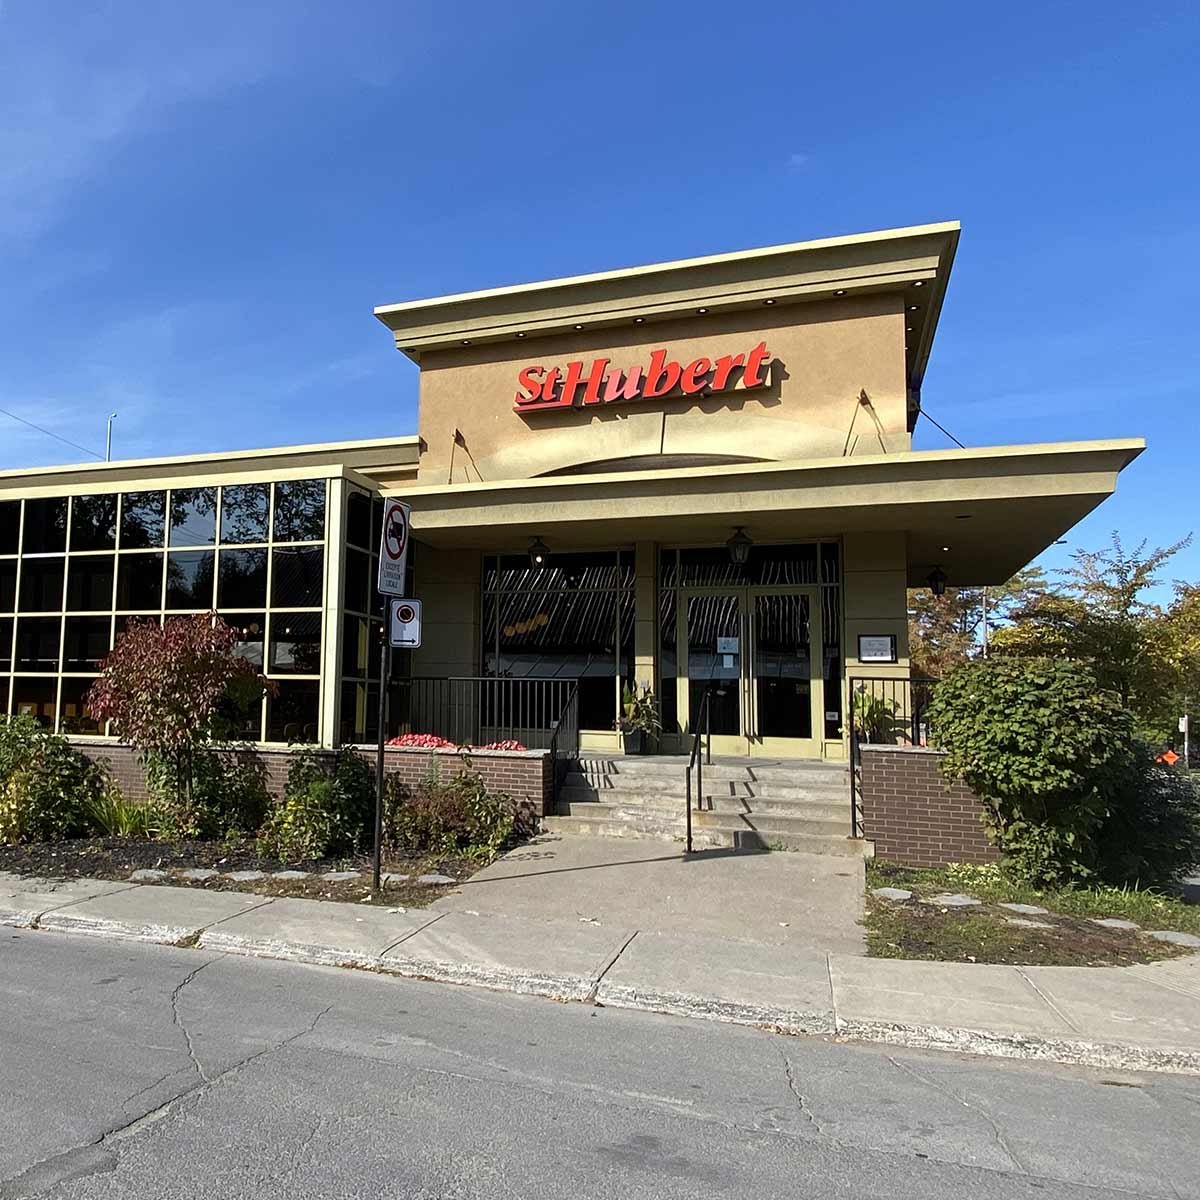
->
[4,863,1200,1075]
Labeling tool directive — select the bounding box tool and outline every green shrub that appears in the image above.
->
[927,658,1135,885]
[84,790,167,839]
[145,749,270,839]
[257,748,373,862]
[386,759,515,860]
[1095,746,1200,888]
[0,716,109,844]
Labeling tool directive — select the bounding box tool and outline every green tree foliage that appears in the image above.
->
[927,658,1136,885]
[385,758,515,860]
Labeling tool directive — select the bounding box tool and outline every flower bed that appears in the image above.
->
[385,734,527,752]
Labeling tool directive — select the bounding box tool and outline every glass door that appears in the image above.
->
[748,589,822,757]
[683,592,747,756]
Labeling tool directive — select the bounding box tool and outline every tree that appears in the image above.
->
[991,532,1192,739]
[908,568,1046,677]
[87,615,269,818]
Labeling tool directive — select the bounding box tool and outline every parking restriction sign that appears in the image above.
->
[389,599,422,648]
[377,499,410,596]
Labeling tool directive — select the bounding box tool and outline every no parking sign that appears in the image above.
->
[389,598,422,648]
[377,498,410,596]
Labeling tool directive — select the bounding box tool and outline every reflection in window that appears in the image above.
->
[16,617,61,671]
[169,488,217,547]
[270,613,321,674]
[273,480,325,543]
[346,490,372,549]
[60,677,103,733]
[342,614,370,677]
[0,500,19,555]
[222,613,265,668]
[343,547,370,613]
[67,556,115,611]
[23,498,67,554]
[1,560,18,611]
[18,558,64,613]
[271,546,323,607]
[70,495,117,551]
[267,680,319,742]
[12,677,57,727]
[220,484,270,544]
[116,553,163,611]
[64,617,111,671]
[218,548,267,609]
[166,551,216,609]
[120,492,166,549]
[0,616,11,670]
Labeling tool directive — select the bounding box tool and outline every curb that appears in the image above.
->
[9,906,1200,1076]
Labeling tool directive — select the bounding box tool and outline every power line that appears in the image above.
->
[0,406,103,461]
[916,405,966,450]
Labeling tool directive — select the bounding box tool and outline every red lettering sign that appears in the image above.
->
[514,342,771,413]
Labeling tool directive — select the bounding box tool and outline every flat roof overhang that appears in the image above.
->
[388,439,1144,587]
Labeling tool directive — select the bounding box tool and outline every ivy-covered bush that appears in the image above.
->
[386,759,515,860]
[0,716,112,844]
[927,658,1135,884]
[257,747,374,862]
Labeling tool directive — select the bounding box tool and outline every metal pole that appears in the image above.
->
[981,587,989,658]
[105,412,117,462]
[372,604,390,892]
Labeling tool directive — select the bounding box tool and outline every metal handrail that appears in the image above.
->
[684,686,713,854]
[548,683,580,809]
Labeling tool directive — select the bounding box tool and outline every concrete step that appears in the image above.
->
[541,811,865,855]
[576,758,848,786]
[567,771,847,800]
[556,799,848,839]
[558,784,847,823]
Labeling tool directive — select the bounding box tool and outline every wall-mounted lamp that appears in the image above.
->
[926,565,948,597]
[529,536,550,568]
[726,527,753,566]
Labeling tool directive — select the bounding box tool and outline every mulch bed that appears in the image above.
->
[866,895,1186,967]
[0,837,483,908]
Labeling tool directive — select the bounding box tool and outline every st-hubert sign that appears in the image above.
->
[514,341,771,414]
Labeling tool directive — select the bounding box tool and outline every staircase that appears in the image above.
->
[542,756,862,856]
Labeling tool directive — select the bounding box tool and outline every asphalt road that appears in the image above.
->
[1,930,1197,1200]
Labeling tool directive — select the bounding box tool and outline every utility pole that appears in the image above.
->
[105,412,117,461]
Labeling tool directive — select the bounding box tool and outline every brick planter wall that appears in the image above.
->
[859,744,999,868]
[73,741,556,823]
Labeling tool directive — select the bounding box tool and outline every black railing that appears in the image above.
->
[391,676,580,752]
[684,686,714,855]
[548,684,580,806]
[847,675,940,838]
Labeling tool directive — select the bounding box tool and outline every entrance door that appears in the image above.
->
[680,587,822,757]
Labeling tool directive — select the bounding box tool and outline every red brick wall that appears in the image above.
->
[859,744,999,868]
[74,742,555,821]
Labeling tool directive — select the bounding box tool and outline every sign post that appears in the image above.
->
[373,500,411,892]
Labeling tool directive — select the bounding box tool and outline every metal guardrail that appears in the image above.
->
[548,684,580,807]
[684,686,713,855]
[847,675,940,839]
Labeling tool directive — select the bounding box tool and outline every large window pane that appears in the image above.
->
[16,617,61,671]
[271,546,323,607]
[0,500,19,555]
[218,548,267,609]
[70,495,117,551]
[270,613,321,674]
[120,491,166,549]
[346,490,372,549]
[221,612,265,668]
[166,550,215,609]
[117,553,163,610]
[169,487,217,547]
[67,555,115,611]
[23,498,67,554]
[267,680,319,742]
[12,677,57,728]
[343,547,370,613]
[60,678,103,734]
[18,557,64,613]
[64,617,111,671]
[0,616,12,670]
[273,480,325,542]
[342,614,370,677]
[0,560,15,611]
[220,484,270,544]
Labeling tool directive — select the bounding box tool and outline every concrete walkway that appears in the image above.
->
[3,851,1200,1076]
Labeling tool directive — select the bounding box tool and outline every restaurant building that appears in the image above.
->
[0,223,1143,852]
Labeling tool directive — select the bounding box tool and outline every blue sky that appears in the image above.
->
[1,2,1197,592]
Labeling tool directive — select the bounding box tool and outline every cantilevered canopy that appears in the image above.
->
[388,439,1144,588]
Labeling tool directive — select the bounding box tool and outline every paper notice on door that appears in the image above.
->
[721,654,734,668]
[717,637,739,655]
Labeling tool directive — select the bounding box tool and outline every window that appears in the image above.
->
[12,677,57,727]
[0,616,12,671]
[166,551,216,609]
[18,558,64,613]
[16,617,61,672]
[343,547,371,613]
[120,491,166,549]
[23,498,67,554]
[267,680,319,742]
[270,613,321,674]
[273,480,325,543]
[70,495,117,551]
[218,548,267,609]
[67,556,115,611]
[346,490,372,549]
[169,488,217,547]
[117,553,163,611]
[64,617,111,671]
[272,546,323,608]
[223,613,265,668]
[220,484,270,544]
[0,501,20,555]
[0,560,17,612]
[60,678,102,734]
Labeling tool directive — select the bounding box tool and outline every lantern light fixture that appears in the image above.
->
[727,526,753,566]
[529,536,550,567]
[927,565,948,597]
